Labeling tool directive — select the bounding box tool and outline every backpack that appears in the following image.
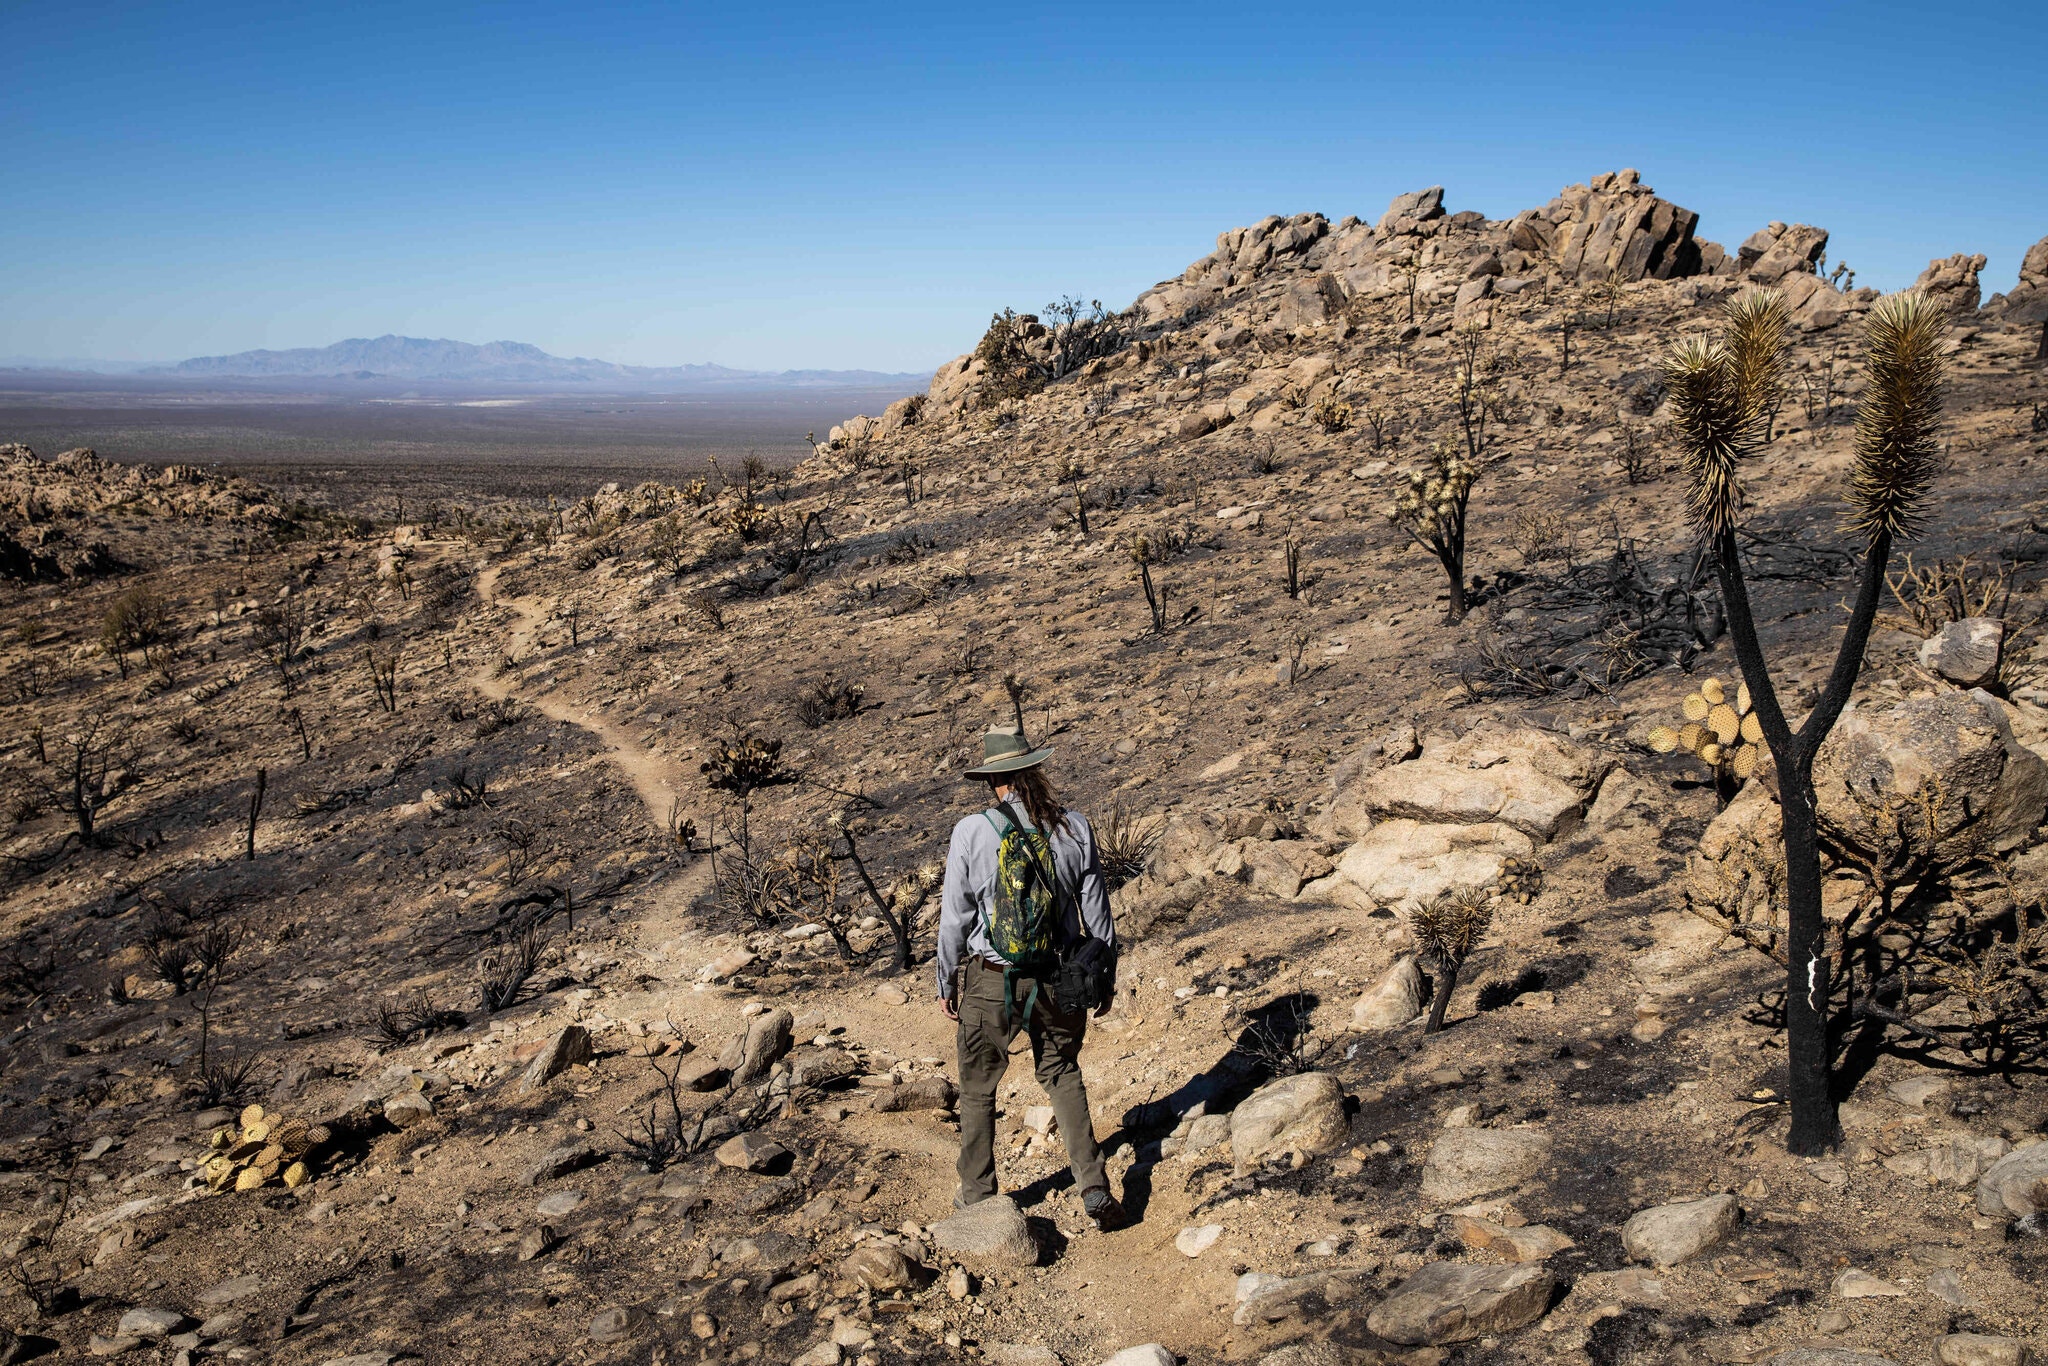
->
[981,802,1069,1029]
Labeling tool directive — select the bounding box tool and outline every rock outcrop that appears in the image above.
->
[1321,724,1608,908]
[1912,252,1989,315]
[1985,232,2048,324]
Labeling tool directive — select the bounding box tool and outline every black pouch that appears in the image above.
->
[1055,936,1119,1014]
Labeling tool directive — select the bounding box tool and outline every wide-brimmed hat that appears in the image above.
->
[964,724,1053,778]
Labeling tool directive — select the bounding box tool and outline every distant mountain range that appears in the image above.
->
[93,335,923,388]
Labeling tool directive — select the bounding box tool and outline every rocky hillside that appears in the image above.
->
[2,170,2047,1366]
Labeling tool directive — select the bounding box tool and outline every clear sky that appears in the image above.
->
[4,0,2043,374]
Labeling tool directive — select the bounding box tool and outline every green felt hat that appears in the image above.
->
[964,724,1053,778]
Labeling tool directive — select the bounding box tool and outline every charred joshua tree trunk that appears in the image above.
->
[835,826,914,975]
[1666,289,1945,1154]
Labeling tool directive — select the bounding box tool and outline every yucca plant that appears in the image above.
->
[1664,288,1947,1154]
[1411,885,1495,1034]
[1647,675,1765,801]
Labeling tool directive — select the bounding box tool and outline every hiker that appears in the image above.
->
[936,724,1125,1230]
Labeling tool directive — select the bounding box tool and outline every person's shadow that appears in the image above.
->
[1010,992,1320,1227]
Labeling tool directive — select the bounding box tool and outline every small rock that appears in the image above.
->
[1023,1105,1057,1136]
[702,948,757,982]
[535,1191,584,1218]
[792,1343,841,1366]
[1420,1128,1552,1203]
[319,1354,399,1366]
[1620,1194,1740,1267]
[1450,1214,1575,1262]
[715,1133,790,1173]
[946,1266,972,1300]
[1175,1224,1224,1258]
[1924,1267,1971,1307]
[519,1025,593,1093]
[195,1275,261,1306]
[674,1054,731,1091]
[195,1314,244,1342]
[1229,1072,1349,1170]
[382,1091,433,1128]
[718,1008,795,1083]
[1888,1076,1952,1110]
[1351,956,1423,1030]
[1833,1268,1908,1298]
[1184,1113,1231,1154]
[871,1077,957,1113]
[1935,1333,2029,1366]
[720,1230,806,1273]
[839,1244,918,1291]
[1765,1352,1898,1366]
[518,1226,559,1261]
[769,1272,821,1303]
[89,1336,142,1357]
[525,1143,601,1185]
[875,985,909,1006]
[118,1309,189,1340]
[1918,618,2004,688]
[1231,1269,1372,1326]
[588,1305,648,1343]
[1976,1140,2048,1217]
[1258,1347,1343,1366]
[1367,1262,1555,1345]
[931,1195,1038,1268]
[1099,1348,1175,1366]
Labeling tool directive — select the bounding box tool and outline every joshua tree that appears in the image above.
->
[1384,436,1478,622]
[1412,887,1494,1034]
[1663,288,1947,1154]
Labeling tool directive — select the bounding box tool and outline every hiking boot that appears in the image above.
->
[1081,1186,1127,1231]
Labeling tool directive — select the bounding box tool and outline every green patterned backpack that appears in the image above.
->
[981,802,1066,1028]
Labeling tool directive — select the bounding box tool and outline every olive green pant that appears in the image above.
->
[954,958,1107,1207]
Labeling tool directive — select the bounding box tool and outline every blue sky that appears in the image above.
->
[4,0,2043,373]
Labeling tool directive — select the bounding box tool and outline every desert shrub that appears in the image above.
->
[1616,426,1662,484]
[572,539,619,571]
[1096,802,1161,890]
[45,713,129,839]
[974,309,1047,403]
[100,585,176,679]
[1884,554,2011,636]
[252,593,309,691]
[473,696,525,737]
[1309,393,1353,432]
[477,924,546,1012]
[1041,296,1125,377]
[368,988,466,1048]
[647,519,691,576]
[686,589,727,632]
[701,732,795,797]
[795,676,864,729]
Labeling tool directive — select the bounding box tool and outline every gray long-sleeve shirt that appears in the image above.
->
[934,803,1115,1000]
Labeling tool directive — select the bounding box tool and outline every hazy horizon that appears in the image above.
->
[5,1,2044,374]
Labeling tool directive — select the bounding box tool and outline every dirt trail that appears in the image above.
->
[473,563,690,837]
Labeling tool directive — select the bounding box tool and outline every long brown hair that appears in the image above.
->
[993,766,1066,839]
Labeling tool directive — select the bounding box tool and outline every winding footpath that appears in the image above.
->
[471,564,692,839]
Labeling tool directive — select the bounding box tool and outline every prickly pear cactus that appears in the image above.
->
[1648,676,1765,782]
[202,1104,329,1193]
